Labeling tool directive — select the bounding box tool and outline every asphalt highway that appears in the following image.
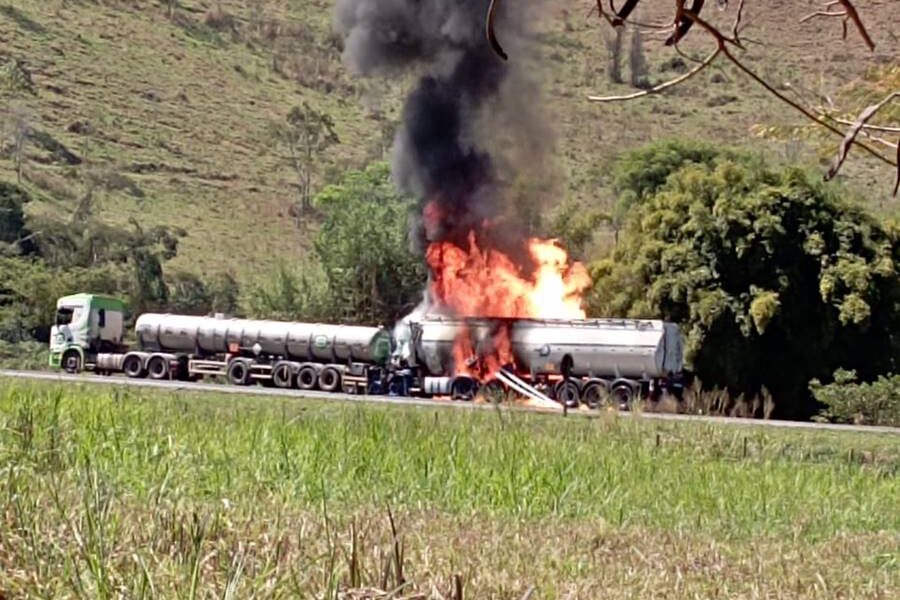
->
[1,369,897,435]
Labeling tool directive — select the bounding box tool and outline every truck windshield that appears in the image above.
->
[56,306,83,326]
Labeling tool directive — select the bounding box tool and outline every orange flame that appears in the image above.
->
[426,226,591,380]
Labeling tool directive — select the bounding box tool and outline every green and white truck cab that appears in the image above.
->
[48,293,126,372]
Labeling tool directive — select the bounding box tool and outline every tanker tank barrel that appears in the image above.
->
[134,314,392,365]
[411,316,683,381]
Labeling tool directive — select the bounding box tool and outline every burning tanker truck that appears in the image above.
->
[45,3,689,407]
[48,293,683,407]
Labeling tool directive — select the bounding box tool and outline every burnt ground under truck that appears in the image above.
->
[48,293,685,407]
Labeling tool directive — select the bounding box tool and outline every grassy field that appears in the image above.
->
[1,1,897,281]
[0,380,897,598]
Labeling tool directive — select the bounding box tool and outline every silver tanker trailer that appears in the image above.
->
[129,313,393,392]
[405,316,684,406]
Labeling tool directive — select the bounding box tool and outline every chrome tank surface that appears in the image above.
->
[412,317,683,379]
[135,314,391,364]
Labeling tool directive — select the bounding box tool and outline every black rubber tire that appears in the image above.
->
[227,360,251,386]
[582,381,610,409]
[147,356,169,380]
[555,380,581,408]
[123,354,145,378]
[297,366,318,390]
[62,350,82,374]
[451,377,478,401]
[272,363,295,389]
[481,380,508,403]
[319,367,342,392]
[611,382,637,408]
[386,375,407,396]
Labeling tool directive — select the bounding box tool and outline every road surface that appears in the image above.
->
[1,369,897,435]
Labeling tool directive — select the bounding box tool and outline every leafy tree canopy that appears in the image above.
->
[611,139,738,218]
[313,162,425,325]
[0,257,124,342]
[590,143,900,418]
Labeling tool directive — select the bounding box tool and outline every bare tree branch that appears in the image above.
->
[894,142,900,196]
[830,120,900,134]
[610,0,642,27]
[590,1,896,189]
[859,133,900,150]
[800,0,875,50]
[827,93,899,180]
[721,45,894,168]
[486,0,507,61]
[667,0,707,47]
[588,47,720,102]
[731,0,746,41]
[838,0,876,50]
[800,11,846,22]
[490,0,897,193]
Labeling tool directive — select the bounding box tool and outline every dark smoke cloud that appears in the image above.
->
[335,0,547,258]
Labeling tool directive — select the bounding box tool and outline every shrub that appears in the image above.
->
[241,261,328,322]
[167,271,213,315]
[811,370,900,427]
[0,339,47,370]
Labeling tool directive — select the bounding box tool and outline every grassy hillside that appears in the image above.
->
[1,380,897,597]
[1,0,897,281]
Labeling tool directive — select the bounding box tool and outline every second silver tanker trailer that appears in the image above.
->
[401,316,683,406]
[48,293,684,406]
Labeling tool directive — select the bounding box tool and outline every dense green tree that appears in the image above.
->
[129,248,169,314]
[611,139,723,212]
[590,148,900,419]
[168,271,241,316]
[0,257,124,342]
[167,271,212,315]
[207,271,240,315]
[549,198,609,257]
[312,162,426,325]
[30,212,183,314]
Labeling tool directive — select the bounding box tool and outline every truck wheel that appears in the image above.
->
[297,366,318,390]
[554,380,581,408]
[611,381,637,409]
[227,360,251,386]
[272,363,294,389]
[451,377,478,401]
[482,380,509,403]
[123,354,145,378]
[582,380,610,409]
[147,356,169,380]
[319,367,342,392]
[62,350,82,374]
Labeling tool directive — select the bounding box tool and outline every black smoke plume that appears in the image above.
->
[335,0,546,258]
